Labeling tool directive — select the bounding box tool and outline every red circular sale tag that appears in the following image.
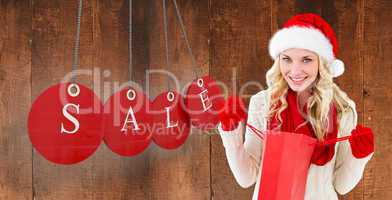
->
[184,75,225,131]
[28,83,104,165]
[152,91,190,150]
[103,87,152,156]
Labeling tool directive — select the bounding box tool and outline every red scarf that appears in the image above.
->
[268,88,338,166]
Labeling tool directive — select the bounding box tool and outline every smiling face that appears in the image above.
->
[279,48,319,92]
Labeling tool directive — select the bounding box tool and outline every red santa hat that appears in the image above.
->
[268,13,345,78]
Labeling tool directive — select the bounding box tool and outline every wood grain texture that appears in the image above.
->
[0,1,32,199]
[0,0,391,199]
[31,0,154,199]
[89,0,151,199]
[31,0,98,199]
[146,0,210,199]
[210,0,271,199]
[363,0,392,199]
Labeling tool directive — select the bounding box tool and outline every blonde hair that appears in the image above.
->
[265,55,354,141]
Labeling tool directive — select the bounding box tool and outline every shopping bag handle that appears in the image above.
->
[315,130,370,146]
[245,122,370,146]
[246,123,265,140]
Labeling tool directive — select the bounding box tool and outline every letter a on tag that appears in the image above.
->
[103,87,152,156]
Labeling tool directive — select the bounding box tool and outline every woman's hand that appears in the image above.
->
[218,95,248,131]
[349,124,375,158]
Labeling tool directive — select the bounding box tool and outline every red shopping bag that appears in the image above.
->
[245,123,372,200]
[257,130,317,200]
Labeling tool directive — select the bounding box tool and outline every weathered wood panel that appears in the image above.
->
[31,0,98,199]
[363,0,392,199]
[0,0,32,199]
[146,0,210,199]
[210,0,272,199]
[90,0,151,199]
[0,0,391,199]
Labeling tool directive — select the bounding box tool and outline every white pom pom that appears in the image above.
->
[330,59,345,78]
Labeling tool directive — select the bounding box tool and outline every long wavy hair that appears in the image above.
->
[265,55,355,141]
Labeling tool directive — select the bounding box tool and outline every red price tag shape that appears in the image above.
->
[152,91,190,150]
[103,87,152,156]
[185,75,225,131]
[28,83,104,165]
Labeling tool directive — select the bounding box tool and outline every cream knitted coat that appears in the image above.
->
[217,89,373,200]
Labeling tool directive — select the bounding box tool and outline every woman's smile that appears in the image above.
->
[289,76,308,85]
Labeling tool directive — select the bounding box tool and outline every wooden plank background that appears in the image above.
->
[0,0,391,199]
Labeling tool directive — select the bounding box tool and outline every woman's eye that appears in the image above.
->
[303,58,312,63]
[282,57,290,62]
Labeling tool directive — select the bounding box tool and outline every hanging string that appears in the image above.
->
[172,0,200,79]
[128,0,133,82]
[71,0,83,83]
[162,0,172,90]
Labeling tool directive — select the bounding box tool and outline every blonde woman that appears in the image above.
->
[217,13,374,200]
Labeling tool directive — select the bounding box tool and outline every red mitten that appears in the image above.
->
[311,129,337,166]
[218,95,248,131]
[311,143,336,166]
[349,124,375,158]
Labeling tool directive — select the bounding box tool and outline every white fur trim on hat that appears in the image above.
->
[269,26,334,61]
[269,26,345,77]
